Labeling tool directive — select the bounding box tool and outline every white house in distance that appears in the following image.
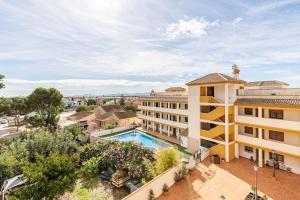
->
[138,65,300,175]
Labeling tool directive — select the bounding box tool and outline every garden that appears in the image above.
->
[0,126,183,200]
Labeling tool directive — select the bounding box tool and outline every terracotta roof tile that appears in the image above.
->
[186,73,245,85]
[245,80,289,87]
[235,98,300,107]
[67,111,94,121]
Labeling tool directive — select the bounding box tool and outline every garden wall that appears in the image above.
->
[122,163,183,200]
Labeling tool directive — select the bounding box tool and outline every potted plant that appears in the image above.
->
[149,189,155,200]
[162,183,169,194]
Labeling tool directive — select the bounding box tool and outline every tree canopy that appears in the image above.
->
[87,99,96,106]
[26,88,63,132]
[0,74,5,89]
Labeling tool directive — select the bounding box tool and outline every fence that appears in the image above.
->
[90,125,135,142]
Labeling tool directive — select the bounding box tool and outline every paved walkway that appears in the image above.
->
[159,157,300,200]
[137,127,180,145]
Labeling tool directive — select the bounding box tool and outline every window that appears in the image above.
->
[244,126,253,135]
[269,110,283,119]
[269,152,284,162]
[185,117,188,123]
[185,104,188,110]
[244,146,253,153]
[245,108,253,115]
[269,130,284,142]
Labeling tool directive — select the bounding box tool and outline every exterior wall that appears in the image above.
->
[238,143,256,160]
[187,85,200,152]
[214,85,225,103]
[123,164,182,200]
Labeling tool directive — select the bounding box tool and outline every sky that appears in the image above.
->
[0,0,300,97]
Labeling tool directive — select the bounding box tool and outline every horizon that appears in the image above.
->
[1,0,300,97]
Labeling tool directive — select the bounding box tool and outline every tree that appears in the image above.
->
[156,147,180,174]
[17,153,78,200]
[26,88,63,132]
[125,105,137,113]
[119,95,125,106]
[75,105,96,113]
[87,99,96,106]
[0,74,5,89]
[0,97,28,131]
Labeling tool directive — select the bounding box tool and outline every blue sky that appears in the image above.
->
[1,0,300,96]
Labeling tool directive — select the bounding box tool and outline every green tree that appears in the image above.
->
[17,153,78,200]
[119,95,125,106]
[75,105,96,112]
[125,105,137,113]
[3,98,28,131]
[26,88,63,132]
[0,74,5,89]
[87,99,96,106]
[156,147,180,174]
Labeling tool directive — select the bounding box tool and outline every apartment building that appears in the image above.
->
[138,87,189,147]
[234,87,300,174]
[138,66,300,174]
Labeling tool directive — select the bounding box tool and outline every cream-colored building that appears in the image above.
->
[138,66,300,175]
[138,87,189,147]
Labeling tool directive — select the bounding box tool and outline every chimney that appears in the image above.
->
[232,64,240,80]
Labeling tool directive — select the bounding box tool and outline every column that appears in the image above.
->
[235,143,239,159]
[167,126,170,136]
[258,127,263,167]
[258,149,263,167]
[224,84,230,162]
[159,124,162,134]
[176,102,179,110]
[258,107,262,118]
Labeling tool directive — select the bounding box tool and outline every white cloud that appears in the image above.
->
[165,17,218,39]
[232,17,243,26]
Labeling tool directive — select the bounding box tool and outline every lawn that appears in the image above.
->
[59,177,129,200]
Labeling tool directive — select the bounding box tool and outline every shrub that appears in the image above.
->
[156,147,180,174]
[181,164,189,176]
[162,183,169,193]
[174,172,182,182]
[149,189,155,200]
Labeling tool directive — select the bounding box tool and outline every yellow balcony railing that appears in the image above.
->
[201,125,225,139]
[199,96,220,103]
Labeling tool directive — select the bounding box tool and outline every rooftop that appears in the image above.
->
[67,111,94,121]
[186,73,245,86]
[101,105,125,113]
[235,98,300,108]
[245,80,289,88]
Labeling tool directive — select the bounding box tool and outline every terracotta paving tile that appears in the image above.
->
[158,157,300,200]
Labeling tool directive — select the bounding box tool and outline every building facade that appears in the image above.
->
[138,87,189,147]
[138,67,300,175]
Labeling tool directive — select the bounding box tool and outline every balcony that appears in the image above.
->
[138,105,188,116]
[235,115,300,132]
[236,134,300,157]
[137,114,188,129]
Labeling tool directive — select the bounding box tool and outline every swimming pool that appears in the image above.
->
[106,130,173,151]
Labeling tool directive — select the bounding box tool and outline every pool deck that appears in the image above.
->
[136,127,180,145]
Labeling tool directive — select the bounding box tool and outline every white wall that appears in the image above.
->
[214,85,225,103]
[188,86,200,139]
[238,144,255,160]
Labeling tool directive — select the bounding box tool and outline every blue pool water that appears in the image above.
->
[107,131,173,151]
